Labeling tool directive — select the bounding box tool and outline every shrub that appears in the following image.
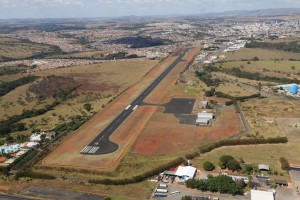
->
[279,157,290,170]
[219,155,234,169]
[203,161,215,171]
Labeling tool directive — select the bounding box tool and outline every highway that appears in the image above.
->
[81,48,190,155]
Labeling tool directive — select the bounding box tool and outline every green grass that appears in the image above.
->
[193,142,300,180]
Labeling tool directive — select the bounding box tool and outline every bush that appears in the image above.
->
[203,161,215,171]
[279,157,290,170]
[219,155,234,169]
[244,164,253,173]
[15,171,55,180]
[227,159,242,172]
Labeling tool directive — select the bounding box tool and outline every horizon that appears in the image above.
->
[0,0,300,19]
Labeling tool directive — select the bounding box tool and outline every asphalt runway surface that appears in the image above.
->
[81,48,190,155]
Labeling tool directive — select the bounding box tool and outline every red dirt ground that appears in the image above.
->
[132,108,240,156]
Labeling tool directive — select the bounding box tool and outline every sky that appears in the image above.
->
[0,0,299,19]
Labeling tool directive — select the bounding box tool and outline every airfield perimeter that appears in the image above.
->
[41,47,241,170]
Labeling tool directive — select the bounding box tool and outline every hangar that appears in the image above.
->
[196,111,214,126]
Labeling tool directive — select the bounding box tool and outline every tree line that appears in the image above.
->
[185,175,245,195]
[0,75,38,97]
[245,41,300,53]
[0,101,59,136]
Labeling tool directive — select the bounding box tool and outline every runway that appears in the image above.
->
[80,48,190,155]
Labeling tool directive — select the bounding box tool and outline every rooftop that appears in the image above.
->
[251,190,274,200]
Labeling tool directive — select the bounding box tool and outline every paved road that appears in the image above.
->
[81,48,190,155]
[0,193,38,200]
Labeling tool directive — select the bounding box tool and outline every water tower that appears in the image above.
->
[290,85,298,94]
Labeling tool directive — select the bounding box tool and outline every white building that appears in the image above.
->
[196,112,214,126]
[175,166,197,181]
[251,190,274,200]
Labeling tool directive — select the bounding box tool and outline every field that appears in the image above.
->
[225,48,300,61]
[241,98,300,138]
[0,60,157,136]
[215,82,253,97]
[215,60,300,74]
[0,37,57,61]
[132,107,241,156]
[192,142,300,179]
[40,49,185,170]
[275,118,300,142]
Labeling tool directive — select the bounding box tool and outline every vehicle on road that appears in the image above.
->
[170,191,180,195]
[156,188,168,193]
[153,192,167,197]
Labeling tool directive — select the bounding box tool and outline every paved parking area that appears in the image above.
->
[164,98,196,114]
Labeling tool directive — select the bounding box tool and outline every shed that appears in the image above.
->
[258,164,270,171]
[175,166,197,180]
[251,190,274,200]
[197,112,214,120]
[275,179,288,187]
[196,118,210,126]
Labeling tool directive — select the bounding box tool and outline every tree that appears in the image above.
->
[205,90,213,97]
[185,179,199,189]
[5,135,14,144]
[219,155,234,169]
[291,66,296,70]
[244,164,253,173]
[83,103,92,112]
[227,159,242,171]
[181,196,192,200]
[203,161,215,171]
[197,179,208,191]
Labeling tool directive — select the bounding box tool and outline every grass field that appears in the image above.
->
[216,82,253,97]
[0,37,57,61]
[241,98,300,138]
[225,48,300,61]
[215,60,300,74]
[0,60,158,137]
[193,142,300,179]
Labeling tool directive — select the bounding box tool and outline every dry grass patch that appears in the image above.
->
[225,48,300,61]
[241,98,300,138]
[216,82,253,97]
